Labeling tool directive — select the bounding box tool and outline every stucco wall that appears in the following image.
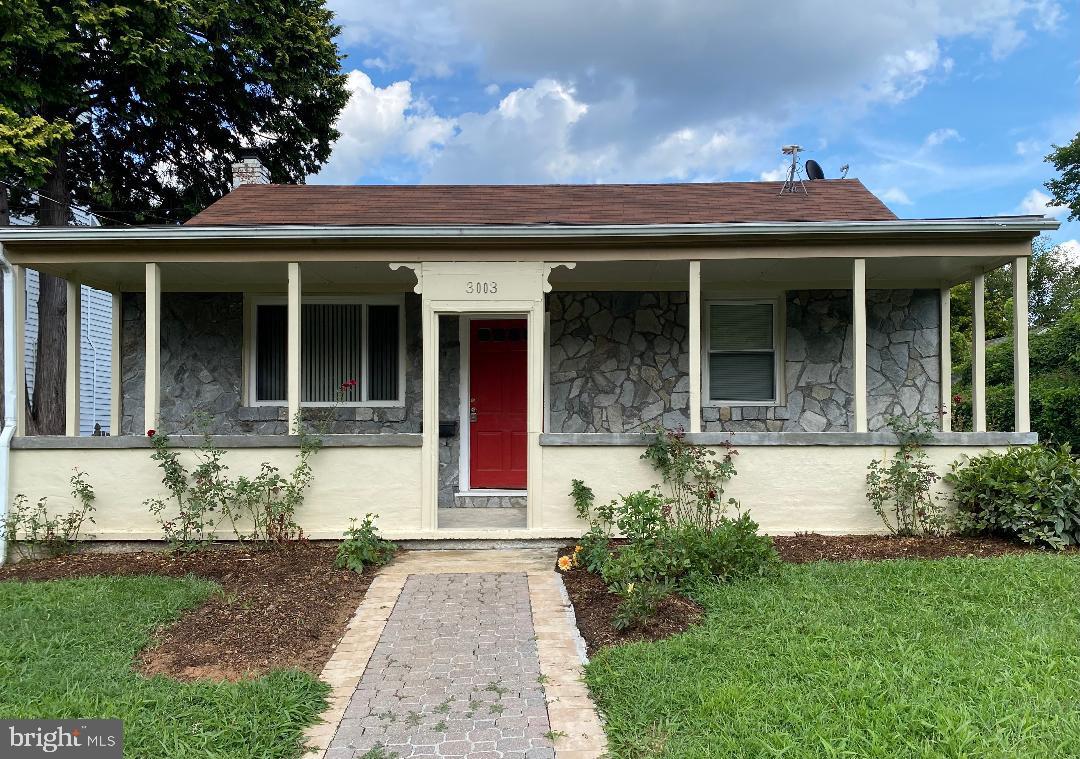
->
[539,443,999,535]
[10,446,423,539]
[547,292,690,433]
[120,293,423,435]
[13,439,1015,539]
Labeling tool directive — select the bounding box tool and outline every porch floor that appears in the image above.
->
[438,507,527,530]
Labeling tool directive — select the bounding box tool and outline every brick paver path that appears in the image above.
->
[325,572,555,759]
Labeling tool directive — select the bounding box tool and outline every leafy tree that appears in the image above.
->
[0,0,349,432]
[1046,132,1080,221]
[950,237,1080,362]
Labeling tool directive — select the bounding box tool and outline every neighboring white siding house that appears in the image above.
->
[23,269,113,435]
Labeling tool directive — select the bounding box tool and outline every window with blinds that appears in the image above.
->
[253,301,401,404]
[707,301,777,402]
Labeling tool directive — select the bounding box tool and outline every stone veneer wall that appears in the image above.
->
[547,292,690,433]
[702,289,941,433]
[866,289,942,431]
[437,316,460,507]
[120,293,423,435]
[704,290,853,433]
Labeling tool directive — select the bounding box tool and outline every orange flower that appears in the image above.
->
[557,555,573,572]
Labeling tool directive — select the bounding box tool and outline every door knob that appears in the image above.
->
[470,407,478,423]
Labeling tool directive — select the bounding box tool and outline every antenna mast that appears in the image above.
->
[779,144,806,196]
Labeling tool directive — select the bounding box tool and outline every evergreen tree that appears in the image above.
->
[0,0,348,432]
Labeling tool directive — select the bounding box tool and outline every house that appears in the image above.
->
[22,269,114,436]
[0,158,1058,540]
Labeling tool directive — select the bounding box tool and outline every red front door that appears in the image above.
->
[469,318,527,489]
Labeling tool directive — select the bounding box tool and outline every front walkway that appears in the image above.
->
[306,550,607,759]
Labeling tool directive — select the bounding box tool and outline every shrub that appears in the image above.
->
[570,479,614,573]
[335,514,397,572]
[866,415,948,536]
[146,429,228,552]
[1,468,96,561]
[569,428,778,630]
[147,411,323,552]
[946,444,1080,549]
[225,419,322,544]
[610,579,674,631]
[641,426,738,531]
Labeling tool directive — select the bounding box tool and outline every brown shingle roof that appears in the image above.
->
[185,179,896,227]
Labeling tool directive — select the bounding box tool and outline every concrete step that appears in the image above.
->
[452,490,527,509]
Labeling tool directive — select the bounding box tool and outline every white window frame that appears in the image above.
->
[244,294,406,408]
[701,296,784,406]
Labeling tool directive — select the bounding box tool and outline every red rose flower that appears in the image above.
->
[147,429,156,438]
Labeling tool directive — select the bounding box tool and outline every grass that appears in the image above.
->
[0,576,328,759]
[586,554,1080,758]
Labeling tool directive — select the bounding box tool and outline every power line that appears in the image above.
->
[0,178,133,225]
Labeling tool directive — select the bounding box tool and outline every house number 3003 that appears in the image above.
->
[465,281,498,294]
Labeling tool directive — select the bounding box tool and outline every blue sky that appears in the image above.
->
[315,0,1079,251]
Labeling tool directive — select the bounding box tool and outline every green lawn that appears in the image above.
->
[586,554,1080,758]
[0,576,328,759]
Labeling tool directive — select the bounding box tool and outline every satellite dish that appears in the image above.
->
[805,159,825,180]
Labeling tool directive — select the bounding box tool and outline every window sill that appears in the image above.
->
[244,402,406,409]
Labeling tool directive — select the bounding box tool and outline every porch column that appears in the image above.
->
[939,286,952,431]
[527,302,545,529]
[688,260,702,433]
[13,265,26,436]
[109,291,122,435]
[65,280,81,436]
[144,263,161,432]
[420,292,437,531]
[1012,257,1030,433]
[971,272,987,432]
[287,262,302,434]
[852,258,867,432]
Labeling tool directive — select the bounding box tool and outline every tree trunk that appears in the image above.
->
[30,149,70,435]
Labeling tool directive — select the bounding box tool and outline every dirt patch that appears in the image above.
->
[0,543,382,681]
[558,534,1063,654]
[771,533,1060,563]
[555,546,703,657]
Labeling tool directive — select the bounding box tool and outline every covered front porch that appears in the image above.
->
[1,220,1042,540]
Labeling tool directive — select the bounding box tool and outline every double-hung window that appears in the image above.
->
[705,300,779,404]
[250,297,403,405]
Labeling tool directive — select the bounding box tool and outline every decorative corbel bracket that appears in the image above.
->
[542,262,577,293]
[389,263,423,294]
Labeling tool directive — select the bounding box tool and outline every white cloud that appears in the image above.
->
[313,70,455,183]
[1015,138,1045,156]
[924,128,961,147]
[877,187,914,205]
[759,162,789,182]
[319,0,1063,183]
[422,80,762,183]
[1018,188,1068,218]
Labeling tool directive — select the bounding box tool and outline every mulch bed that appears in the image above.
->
[556,546,704,657]
[0,543,383,681]
[558,534,1062,655]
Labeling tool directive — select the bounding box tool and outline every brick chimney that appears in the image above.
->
[231,148,270,188]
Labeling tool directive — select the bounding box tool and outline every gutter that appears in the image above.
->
[0,216,1061,244]
[0,244,15,564]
